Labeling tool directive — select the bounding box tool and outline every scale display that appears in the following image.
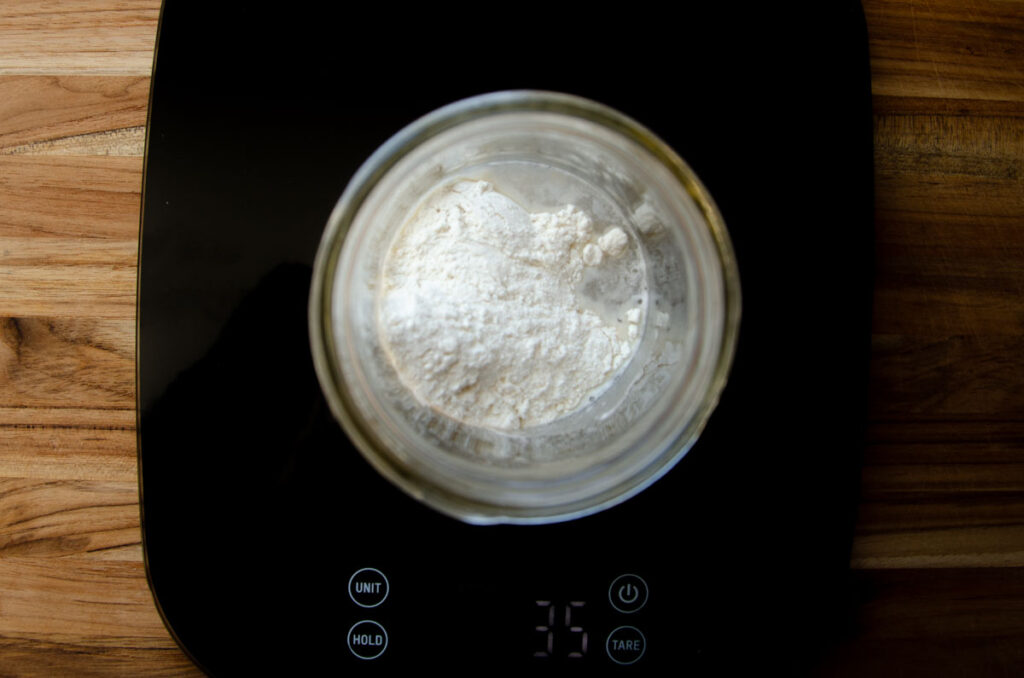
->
[138,2,872,674]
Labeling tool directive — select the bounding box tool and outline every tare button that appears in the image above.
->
[348,567,389,608]
[606,625,646,665]
[609,574,648,613]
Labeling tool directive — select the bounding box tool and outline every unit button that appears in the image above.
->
[609,574,648,613]
[347,620,388,660]
[348,567,389,608]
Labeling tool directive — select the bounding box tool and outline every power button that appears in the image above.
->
[609,574,648,613]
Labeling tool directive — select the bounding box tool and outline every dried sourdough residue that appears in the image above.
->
[379,179,642,430]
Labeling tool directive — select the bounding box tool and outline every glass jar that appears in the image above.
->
[309,91,740,524]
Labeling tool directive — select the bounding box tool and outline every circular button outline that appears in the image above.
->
[609,573,648,613]
[347,619,388,660]
[348,567,389,608]
[605,625,646,665]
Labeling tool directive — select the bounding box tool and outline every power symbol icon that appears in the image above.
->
[609,574,648,613]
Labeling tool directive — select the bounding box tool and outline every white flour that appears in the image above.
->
[379,179,642,431]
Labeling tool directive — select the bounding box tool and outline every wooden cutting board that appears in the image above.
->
[0,0,1022,675]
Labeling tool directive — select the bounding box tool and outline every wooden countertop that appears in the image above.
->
[1,0,1022,675]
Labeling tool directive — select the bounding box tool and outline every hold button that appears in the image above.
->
[347,620,388,660]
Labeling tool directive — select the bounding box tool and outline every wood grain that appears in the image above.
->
[0,558,202,677]
[0,479,140,558]
[0,0,1021,674]
[865,0,1024,102]
[817,568,1024,676]
[0,157,141,318]
[0,1,160,76]
[859,0,1024,573]
[854,420,1024,568]
[0,5,161,672]
[0,76,149,154]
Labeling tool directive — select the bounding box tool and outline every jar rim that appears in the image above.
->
[309,90,741,524]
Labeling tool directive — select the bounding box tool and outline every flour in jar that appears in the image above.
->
[378,179,645,431]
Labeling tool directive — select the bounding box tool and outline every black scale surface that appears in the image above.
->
[138,3,873,674]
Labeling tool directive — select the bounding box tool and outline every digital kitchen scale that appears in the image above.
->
[138,3,873,674]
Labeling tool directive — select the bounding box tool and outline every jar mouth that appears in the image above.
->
[309,90,741,525]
